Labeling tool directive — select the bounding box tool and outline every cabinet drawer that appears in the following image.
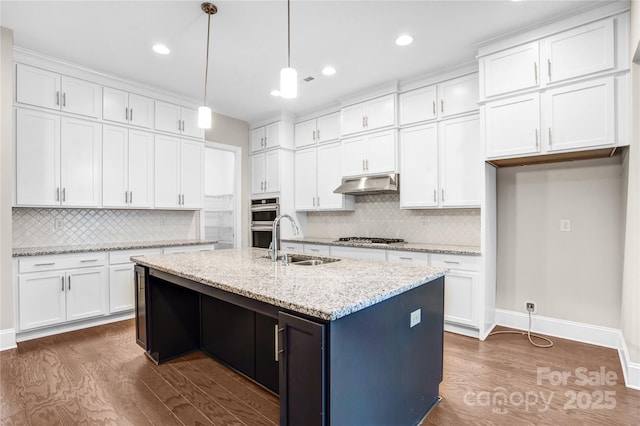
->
[281,242,304,253]
[387,250,429,265]
[430,253,479,271]
[18,252,108,273]
[330,246,386,261]
[163,244,216,254]
[109,248,162,265]
[303,244,331,256]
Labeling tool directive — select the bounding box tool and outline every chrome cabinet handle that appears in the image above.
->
[444,260,460,264]
[309,248,320,252]
[264,136,267,147]
[56,187,60,202]
[62,188,66,202]
[535,129,539,148]
[62,93,66,107]
[312,130,316,140]
[547,59,551,80]
[433,189,437,203]
[35,262,55,267]
[274,324,279,361]
[365,115,369,128]
[362,159,365,171]
[67,276,71,291]
[129,191,133,204]
[178,194,181,205]
[312,197,316,207]
[61,276,65,292]
[178,119,181,131]
[534,62,538,84]
[399,256,412,260]
[317,196,319,206]
[432,100,436,115]
[125,190,128,203]
[80,259,98,263]
[548,128,552,147]
[441,99,444,114]
[317,129,320,140]
[130,108,133,122]
[366,159,369,170]
[441,189,445,202]
[181,194,185,205]
[125,107,129,121]
[56,91,60,106]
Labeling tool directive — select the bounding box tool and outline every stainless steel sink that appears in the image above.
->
[286,254,341,266]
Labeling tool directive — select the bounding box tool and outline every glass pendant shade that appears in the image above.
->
[198,106,212,129]
[280,67,297,99]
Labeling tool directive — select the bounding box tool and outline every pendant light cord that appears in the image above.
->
[203,12,212,106]
[287,0,291,68]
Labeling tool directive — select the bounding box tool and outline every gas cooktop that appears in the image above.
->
[337,237,405,244]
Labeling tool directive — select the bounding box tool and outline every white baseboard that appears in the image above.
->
[444,322,479,339]
[0,328,17,351]
[495,309,639,389]
[16,312,134,343]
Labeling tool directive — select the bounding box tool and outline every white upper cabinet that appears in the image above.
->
[482,42,540,98]
[154,135,203,208]
[251,121,294,153]
[251,150,281,195]
[543,77,615,152]
[294,112,341,148]
[294,148,317,210]
[341,130,396,176]
[438,74,479,118]
[485,93,541,159]
[543,19,614,85]
[16,109,101,207]
[103,88,153,128]
[341,94,396,136]
[400,123,438,208]
[399,85,437,125]
[154,101,203,139]
[102,126,154,208]
[16,64,101,118]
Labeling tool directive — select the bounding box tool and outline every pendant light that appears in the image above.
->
[280,0,297,99]
[198,2,217,129]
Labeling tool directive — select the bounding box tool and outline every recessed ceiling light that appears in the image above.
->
[152,44,170,55]
[322,66,336,76]
[395,34,414,47]
[270,89,281,97]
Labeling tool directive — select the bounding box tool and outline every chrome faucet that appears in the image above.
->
[271,214,299,262]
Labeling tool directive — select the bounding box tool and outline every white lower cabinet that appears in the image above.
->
[386,250,428,265]
[303,244,331,257]
[18,256,108,331]
[108,248,162,313]
[431,253,479,327]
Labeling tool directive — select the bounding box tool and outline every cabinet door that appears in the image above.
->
[16,63,60,110]
[439,74,479,118]
[180,107,203,139]
[103,87,128,124]
[180,140,204,208]
[66,267,107,321]
[400,124,438,208]
[278,312,325,426]
[251,127,266,152]
[60,118,101,207]
[15,109,60,206]
[265,122,281,149]
[544,19,614,85]
[399,85,437,125]
[109,264,135,313]
[154,135,181,208]
[154,101,182,135]
[294,119,317,148]
[128,130,154,207]
[316,142,346,210]
[366,130,396,174]
[61,76,101,118]
[543,77,614,152]
[264,150,280,193]
[485,93,540,159]
[18,272,66,331]
[341,135,366,176]
[102,125,128,207]
[440,116,481,207]
[365,94,396,130]
[294,148,317,210]
[316,112,341,143]
[341,103,366,135]
[128,94,154,128]
[443,271,478,327]
[255,313,279,393]
[250,154,266,194]
[483,42,539,97]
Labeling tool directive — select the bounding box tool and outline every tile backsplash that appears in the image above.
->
[305,194,480,246]
[12,208,198,248]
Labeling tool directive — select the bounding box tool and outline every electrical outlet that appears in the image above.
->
[525,301,536,314]
[54,218,64,231]
[421,219,427,227]
[560,219,571,232]
[410,309,421,328]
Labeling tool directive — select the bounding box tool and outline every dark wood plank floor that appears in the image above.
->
[1,320,638,425]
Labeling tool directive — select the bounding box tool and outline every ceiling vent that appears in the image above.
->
[303,76,315,82]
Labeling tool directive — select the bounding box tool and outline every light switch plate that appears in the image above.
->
[410,309,421,328]
[560,219,571,232]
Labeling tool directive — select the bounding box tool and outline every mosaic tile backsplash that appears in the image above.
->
[13,208,198,248]
[305,194,480,246]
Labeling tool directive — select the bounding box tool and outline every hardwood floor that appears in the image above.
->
[1,321,638,425]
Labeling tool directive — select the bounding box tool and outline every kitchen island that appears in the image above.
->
[132,248,447,426]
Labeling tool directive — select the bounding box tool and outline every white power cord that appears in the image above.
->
[488,310,554,348]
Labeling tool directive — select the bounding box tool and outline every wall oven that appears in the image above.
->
[250,198,279,249]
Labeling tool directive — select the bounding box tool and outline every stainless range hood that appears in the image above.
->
[333,173,399,195]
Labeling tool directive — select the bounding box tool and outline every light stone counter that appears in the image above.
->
[281,237,481,256]
[13,239,217,257]
[132,248,447,321]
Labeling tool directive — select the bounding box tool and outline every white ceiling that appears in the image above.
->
[1,0,608,124]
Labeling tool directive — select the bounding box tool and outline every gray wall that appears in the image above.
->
[205,112,250,247]
[1,28,14,331]
[496,157,624,328]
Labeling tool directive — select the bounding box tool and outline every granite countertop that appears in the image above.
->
[281,237,481,256]
[12,239,217,257]
[132,248,447,321]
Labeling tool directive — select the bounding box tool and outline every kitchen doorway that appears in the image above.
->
[204,143,241,249]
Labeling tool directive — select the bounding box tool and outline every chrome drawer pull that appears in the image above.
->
[80,259,98,263]
[444,260,460,264]
[35,262,55,266]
